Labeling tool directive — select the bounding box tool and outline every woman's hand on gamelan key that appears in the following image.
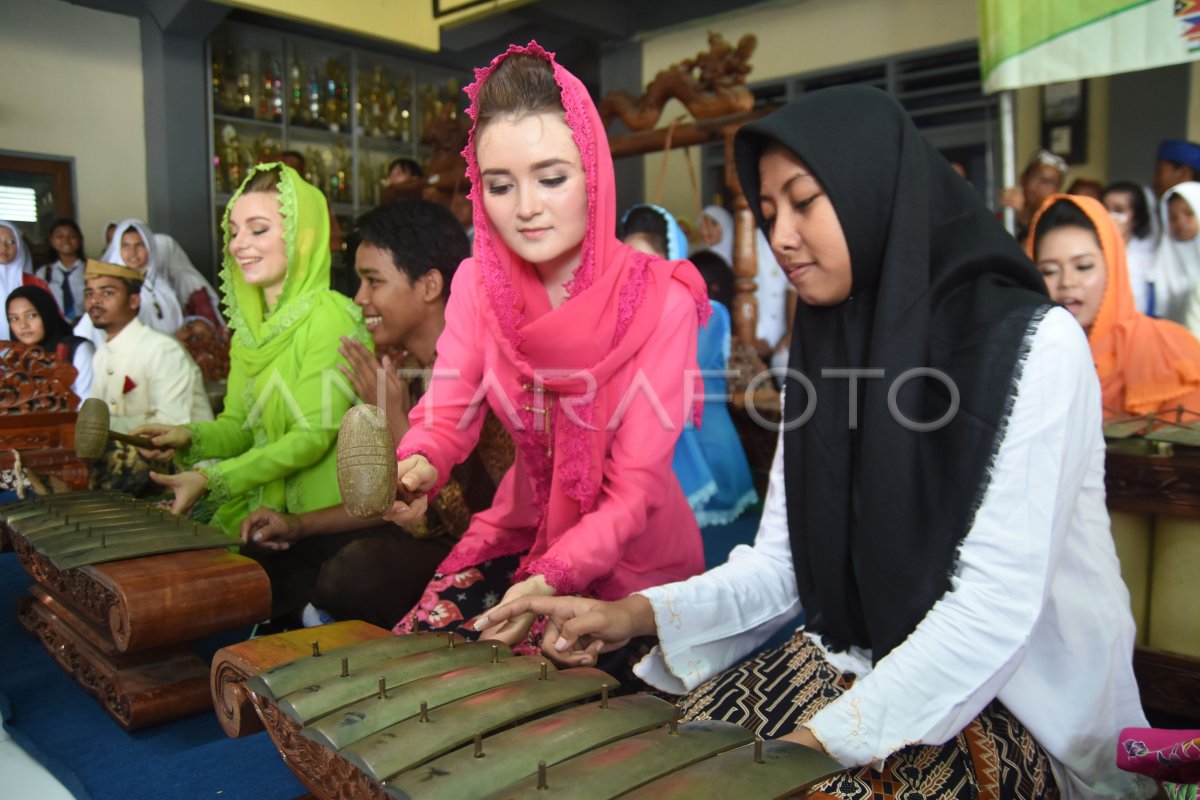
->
[475,594,656,667]
[385,453,436,524]
[131,424,192,460]
[337,338,413,443]
[477,574,557,646]
[149,469,207,516]
[241,508,305,551]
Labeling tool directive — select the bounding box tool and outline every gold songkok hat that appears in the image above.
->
[85,258,142,283]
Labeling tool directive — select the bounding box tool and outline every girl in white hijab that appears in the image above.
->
[1,220,50,340]
[1156,182,1200,327]
[153,232,225,329]
[693,204,791,362]
[74,218,184,345]
[695,204,734,264]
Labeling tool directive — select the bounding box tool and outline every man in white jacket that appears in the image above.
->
[83,259,212,433]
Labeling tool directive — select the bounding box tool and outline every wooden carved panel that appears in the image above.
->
[176,318,231,382]
[10,534,117,627]
[1105,451,1200,519]
[0,343,78,413]
[599,33,757,131]
[255,697,388,800]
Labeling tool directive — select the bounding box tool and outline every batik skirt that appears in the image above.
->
[678,630,1060,800]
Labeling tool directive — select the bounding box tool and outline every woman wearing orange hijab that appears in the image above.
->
[1029,193,1200,419]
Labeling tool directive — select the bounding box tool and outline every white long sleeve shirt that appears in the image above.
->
[634,308,1155,800]
[90,317,212,433]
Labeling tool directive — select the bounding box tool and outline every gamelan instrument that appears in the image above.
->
[215,623,843,800]
[75,397,157,459]
[1104,440,1200,720]
[2,492,270,729]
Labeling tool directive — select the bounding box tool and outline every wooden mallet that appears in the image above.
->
[336,404,396,519]
[75,397,157,460]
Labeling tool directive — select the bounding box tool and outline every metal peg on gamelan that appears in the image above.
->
[474,732,484,758]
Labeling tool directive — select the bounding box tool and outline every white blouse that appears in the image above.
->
[70,339,94,408]
[634,308,1154,800]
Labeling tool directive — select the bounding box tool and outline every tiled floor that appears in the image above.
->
[0,724,74,799]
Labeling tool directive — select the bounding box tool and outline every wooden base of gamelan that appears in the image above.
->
[258,699,388,800]
[211,620,390,739]
[17,591,212,730]
[1107,450,1200,724]
[1134,646,1200,721]
[7,529,271,730]
[212,621,394,798]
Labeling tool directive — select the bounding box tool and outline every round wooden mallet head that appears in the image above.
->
[337,404,396,519]
[76,397,112,460]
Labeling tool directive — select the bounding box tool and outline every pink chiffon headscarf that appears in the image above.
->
[460,41,710,532]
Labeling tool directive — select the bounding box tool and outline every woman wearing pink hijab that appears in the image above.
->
[388,43,711,652]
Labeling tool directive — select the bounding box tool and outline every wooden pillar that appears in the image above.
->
[722,126,758,348]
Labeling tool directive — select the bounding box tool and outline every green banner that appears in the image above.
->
[980,0,1200,92]
[979,0,1149,77]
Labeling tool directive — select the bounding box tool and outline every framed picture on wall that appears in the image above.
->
[1041,81,1088,165]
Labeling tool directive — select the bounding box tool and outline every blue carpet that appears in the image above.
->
[0,552,304,800]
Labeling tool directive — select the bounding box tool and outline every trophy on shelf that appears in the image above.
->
[289,58,306,126]
[213,44,248,118]
[418,78,461,142]
[323,59,350,133]
[235,54,255,119]
[259,59,282,122]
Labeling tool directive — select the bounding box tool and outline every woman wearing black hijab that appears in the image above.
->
[5,284,94,405]
[477,87,1152,799]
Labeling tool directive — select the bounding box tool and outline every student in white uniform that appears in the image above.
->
[35,218,88,325]
[479,87,1154,800]
[75,219,183,346]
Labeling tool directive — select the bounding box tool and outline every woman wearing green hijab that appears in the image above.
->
[136,163,369,535]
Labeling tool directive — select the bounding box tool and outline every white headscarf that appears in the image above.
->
[1,221,35,340]
[692,205,789,346]
[74,218,184,345]
[694,205,734,265]
[153,232,224,328]
[1153,182,1200,325]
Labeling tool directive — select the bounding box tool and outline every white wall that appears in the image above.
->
[0,0,147,250]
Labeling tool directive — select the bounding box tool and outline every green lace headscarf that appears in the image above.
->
[220,162,357,374]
